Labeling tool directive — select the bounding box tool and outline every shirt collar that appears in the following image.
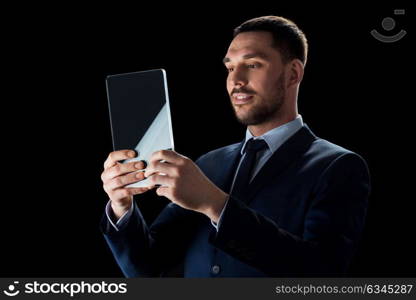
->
[241,115,304,155]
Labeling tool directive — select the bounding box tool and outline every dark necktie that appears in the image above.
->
[231,138,268,201]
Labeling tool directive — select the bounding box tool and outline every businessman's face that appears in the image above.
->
[224,31,286,125]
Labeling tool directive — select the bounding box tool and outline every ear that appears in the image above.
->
[286,59,304,87]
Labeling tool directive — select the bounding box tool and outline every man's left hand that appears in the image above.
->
[144,150,228,223]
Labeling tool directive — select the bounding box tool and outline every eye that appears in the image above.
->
[247,64,258,69]
[226,67,234,73]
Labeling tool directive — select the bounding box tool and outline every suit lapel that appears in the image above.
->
[212,143,243,193]
[245,124,317,204]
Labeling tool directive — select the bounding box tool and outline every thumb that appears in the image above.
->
[156,186,170,198]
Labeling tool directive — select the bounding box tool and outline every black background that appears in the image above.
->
[2,4,414,277]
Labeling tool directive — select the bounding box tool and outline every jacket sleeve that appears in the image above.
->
[101,199,205,277]
[209,152,371,276]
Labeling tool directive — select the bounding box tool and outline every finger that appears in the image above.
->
[148,173,173,187]
[144,160,174,178]
[102,160,146,182]
[110,186,151,200]
[104,149,137,169]
[126,186,152,195]
[106,171,146,191]
[149,150,185,166]
[156,186,170,198]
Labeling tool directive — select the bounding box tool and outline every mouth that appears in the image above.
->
[232,93,254,105]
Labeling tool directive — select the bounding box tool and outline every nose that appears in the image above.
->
[228,66,248,88]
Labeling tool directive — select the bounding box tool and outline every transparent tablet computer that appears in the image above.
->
[106,69,174,188]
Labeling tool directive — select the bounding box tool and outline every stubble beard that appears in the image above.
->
[231,74,286,126]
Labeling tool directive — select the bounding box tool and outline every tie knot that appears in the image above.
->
[244,138,267,154]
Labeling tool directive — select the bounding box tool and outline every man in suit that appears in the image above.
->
[100,16,370,277]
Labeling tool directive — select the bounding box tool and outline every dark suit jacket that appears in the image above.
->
[101,124,370,277]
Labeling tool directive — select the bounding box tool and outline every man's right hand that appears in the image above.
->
[101,149,150,220]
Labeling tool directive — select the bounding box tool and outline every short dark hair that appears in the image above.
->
[233,16,308,65]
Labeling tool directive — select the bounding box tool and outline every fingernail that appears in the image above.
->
[136,172,143,178]
[128,150,136,158]
[135,162,143,169]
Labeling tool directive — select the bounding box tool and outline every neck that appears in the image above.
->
[248,113,298,137]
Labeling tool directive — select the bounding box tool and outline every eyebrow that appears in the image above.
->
[222,52,268,64]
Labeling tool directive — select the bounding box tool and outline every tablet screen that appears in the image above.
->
[106,69,174,188]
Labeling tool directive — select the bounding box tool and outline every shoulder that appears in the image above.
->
[307,137,360,161]
[307,137,369,179]
[195,142,242,166]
